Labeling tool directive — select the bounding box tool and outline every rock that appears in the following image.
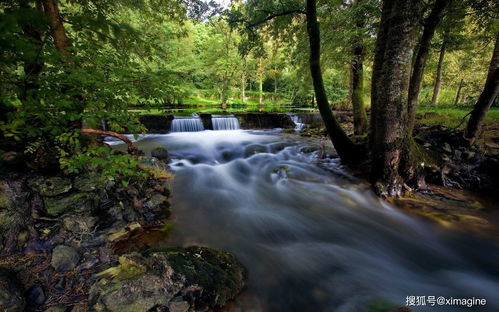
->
[63,215,98,234]
[0,269,25,312]
[28,177,72,197]
[1,151,23,167]
[51,245,80,272]
[108,222,142,243]
[73,174,103,192]
[151,147,170,161]
[44,192,98,216]
[168,298,190,312]
[88,247,245,312]
[143,193,170,222]
[26,284,45,305]
[244,144,267,157]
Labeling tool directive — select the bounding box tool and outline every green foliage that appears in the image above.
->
[60,145,147,187]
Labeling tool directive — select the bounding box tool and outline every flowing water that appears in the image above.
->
[171,116,204,132]
[107,130,499,312]
[212,115,241,130]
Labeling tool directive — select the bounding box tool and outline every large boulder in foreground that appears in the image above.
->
[88,247,245,312]
[0,269,25,312]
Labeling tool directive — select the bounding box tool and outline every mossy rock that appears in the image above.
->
[28,177,72,197]
[44,192,98,216]
[88,247,245,312]
[74,174,104,192]
[0,268,25,312]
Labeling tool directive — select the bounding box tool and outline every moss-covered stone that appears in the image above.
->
[51,245,80,272]
[73,174,104,192]
[44,192,98,216]
[88,247,245,312]
[28,177,72,197]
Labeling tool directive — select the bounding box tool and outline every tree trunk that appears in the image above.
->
[258,59,263,105]
[306,0,359,163]
[453,78,464,106]
[370,0,421,197]
[42,0,72,56]
[350,1,368,135]
[465,34,499,143]
[241,72,246,104]
[407,0,450,132]
[431,29,450,106]
[221,75,228,105]
[351,45,368,135]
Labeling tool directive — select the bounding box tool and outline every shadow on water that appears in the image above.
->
[107,130,499,312]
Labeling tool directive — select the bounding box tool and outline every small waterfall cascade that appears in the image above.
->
[171,115,204,132]
[212,115,240,130]
[290,115,305,131]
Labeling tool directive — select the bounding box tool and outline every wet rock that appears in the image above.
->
[151,147,170,161]
[26,284,45,305]
[77,254,99,271]
[0,269,25,312]
[51,245,80,272]
[28,177,72,197]
[88,247,245,312]
[138,114,173,133]
[44,192,98,216]
[244,144,267,157]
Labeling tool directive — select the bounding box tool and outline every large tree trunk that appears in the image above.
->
[370,0,421,197]
[306,0,359,163]
[453,78,464,105]
[431,29,450,106]
[241,72,246,104]
[465,34,499,143]
[42,0,72,56]
[407,0,450,132]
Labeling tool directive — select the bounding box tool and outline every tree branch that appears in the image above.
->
[81,128,139,154]
[246,9,306,29]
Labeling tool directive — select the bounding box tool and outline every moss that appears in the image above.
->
[43,192,98,216]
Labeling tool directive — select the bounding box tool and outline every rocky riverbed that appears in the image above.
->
[0,166,245,311]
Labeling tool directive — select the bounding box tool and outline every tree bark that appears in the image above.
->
[258,58,263,105]
[431,28,450,106]
[306,0,358,163]
[370,0,421,197]
[241,72,246,104]
[465,34,499,143]
[42,0,72,56]
[453,78,464,106]
[407,0,450,132]
[350,1,368,135]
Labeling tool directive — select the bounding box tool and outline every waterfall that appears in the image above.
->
[171,116,204,132]
[212,115,240,130]
[290,115,305,131]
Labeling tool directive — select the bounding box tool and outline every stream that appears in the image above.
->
[107,130,499,312]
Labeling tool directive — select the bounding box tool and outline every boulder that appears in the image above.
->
[44,192,98,216]
[51,245,80,272]
[28,177,72,197]
[63,215,98,234]
[0,269,25,312]
[151,147,170,161]
[88,247,245,312]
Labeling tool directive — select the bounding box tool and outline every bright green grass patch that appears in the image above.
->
[416,106,499,128]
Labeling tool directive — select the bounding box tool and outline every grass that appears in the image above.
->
[416,105,499,128]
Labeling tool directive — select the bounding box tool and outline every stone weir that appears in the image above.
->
[137,112,296,133]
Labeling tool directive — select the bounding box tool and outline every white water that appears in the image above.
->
[212,115,240,130]
[106,130,499,312]
[171,116,204,132]
[291,114,305,131]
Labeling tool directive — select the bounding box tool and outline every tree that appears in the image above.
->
[407,0,451,132]
[370,0,422,196]
[465,33,499,143]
